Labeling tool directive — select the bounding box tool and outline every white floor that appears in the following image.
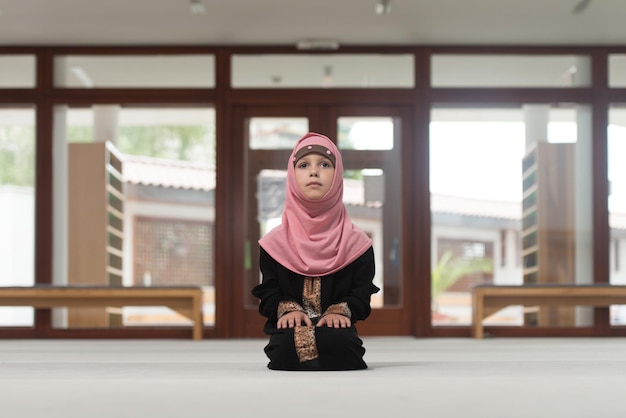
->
[1,337,626,418]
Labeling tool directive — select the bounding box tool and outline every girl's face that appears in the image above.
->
[294,153,335,200]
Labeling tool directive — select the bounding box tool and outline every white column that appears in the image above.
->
[52,105,68,327]
[93,105,120,144]
[575,107,594,325]
[53,57,67,87]
[574,57,594,326]
[523,104,550,150]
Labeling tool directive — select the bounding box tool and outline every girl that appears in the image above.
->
[252,132,379,371]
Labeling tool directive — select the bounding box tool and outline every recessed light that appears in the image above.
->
[189,0,207,15]
[296,39,340,50]
[375,0,391,16]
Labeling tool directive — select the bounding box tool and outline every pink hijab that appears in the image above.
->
[259,132,372,277]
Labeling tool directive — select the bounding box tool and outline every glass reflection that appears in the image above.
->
[430,106,591,327]
[609,106,626,325]
[0,108,36,326]
[60,106,216,328]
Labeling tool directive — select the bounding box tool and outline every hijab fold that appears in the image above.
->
[259,133,372,277]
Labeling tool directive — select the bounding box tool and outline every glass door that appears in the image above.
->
[234,105,410,337]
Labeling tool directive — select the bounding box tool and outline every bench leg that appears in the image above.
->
[192,293,203,340]
[472,291,484,339]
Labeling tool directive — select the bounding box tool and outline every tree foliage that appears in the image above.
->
[117,125,214,164]
[2,124,214,187]
[431,250,493,308]
[0,126,35,186]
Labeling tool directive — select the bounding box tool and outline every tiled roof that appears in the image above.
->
[431,194,521,221]
[123,155,215,191]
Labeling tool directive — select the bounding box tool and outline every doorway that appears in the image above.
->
[230,105,412,337]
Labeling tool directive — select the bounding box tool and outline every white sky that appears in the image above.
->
[430,121,626,212]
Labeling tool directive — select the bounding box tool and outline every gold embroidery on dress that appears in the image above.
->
[322,302,352,318]
[292,277,322,363]
[294,325,319,362]
[302,277,322,319]
[277,301,304,318]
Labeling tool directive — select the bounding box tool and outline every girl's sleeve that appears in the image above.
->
[340,246,380,321]
[251,248,300,320]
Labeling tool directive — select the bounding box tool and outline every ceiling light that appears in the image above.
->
[189,0,207,15]
[296,39,340,50]
[572,0,591,14]
[375,0,391,16]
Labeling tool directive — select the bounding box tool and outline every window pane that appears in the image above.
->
[430,105,593,328]
[609,105,626,324]
[58,105,216,328]
[0,108,35,326]
[249,117,308,149]
[431,55,591,87]
[339,116,403,307]
[338,117,394,150]
[54,55,215,88]
[343,169,388,307]
[232,54,414,88]
[0,55,36,88]
[609,55,626,87]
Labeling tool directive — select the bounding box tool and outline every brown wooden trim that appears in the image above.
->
[42,46,222,55]
[223,89,417,106]
[48,89,216,104]
[591,50,612,333]
[0,90,40,101]
[428,46,602,54]
[0,327,216,340]
[358,308,412,336]
[34,105,53,284]
[411,48,432,337]
[227,106,248,338]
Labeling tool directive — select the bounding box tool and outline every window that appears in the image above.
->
[232,54,414,88]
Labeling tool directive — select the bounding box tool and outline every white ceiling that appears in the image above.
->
[0,0,624,47]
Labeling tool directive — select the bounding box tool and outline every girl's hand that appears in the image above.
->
[277,311,312,328]
[317,314,351,328]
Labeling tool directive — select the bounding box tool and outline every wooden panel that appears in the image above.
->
[521,143,576,326]
[68,142,125,326]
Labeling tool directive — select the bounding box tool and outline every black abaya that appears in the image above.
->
[252,246,379,371]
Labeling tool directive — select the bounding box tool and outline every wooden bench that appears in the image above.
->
[0,286,204,340]
[472,284,626,339]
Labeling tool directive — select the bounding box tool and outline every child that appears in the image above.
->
[252,132,379,371]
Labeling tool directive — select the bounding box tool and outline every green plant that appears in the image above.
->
[431,250,493,310]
